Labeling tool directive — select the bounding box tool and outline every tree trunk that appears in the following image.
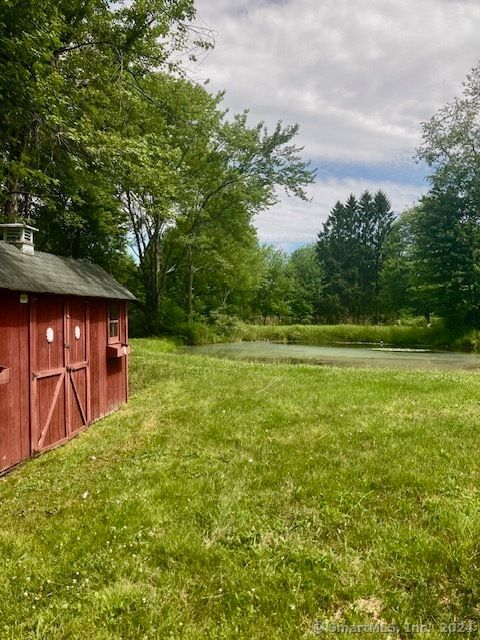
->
[3,175,20,220]
[187,246,194,323]
[142,228,165,335]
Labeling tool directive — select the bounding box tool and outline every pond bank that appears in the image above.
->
[181,341,480,370]
[177,322,480,352]
[237,323,446,348]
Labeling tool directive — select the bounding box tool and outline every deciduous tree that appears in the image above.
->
[415,63,480,327]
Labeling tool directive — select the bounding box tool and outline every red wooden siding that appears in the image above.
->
[0,292,130,474]
[89,301,127,419]
[0,293,30,472]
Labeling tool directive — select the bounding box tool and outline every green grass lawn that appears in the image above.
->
[1,338,480,638]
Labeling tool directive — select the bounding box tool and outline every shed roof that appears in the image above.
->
[0,242,136,301]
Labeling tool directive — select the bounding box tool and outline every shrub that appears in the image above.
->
[452,331,480,353]
[176,322,217,345]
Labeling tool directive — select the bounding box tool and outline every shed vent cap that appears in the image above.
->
[0,223,38,255]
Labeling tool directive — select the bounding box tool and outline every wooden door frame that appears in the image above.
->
[64,300,91,436]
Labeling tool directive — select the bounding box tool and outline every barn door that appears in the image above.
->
[30,298,91,452]
[65,301,90,434]
[30,298,67,452]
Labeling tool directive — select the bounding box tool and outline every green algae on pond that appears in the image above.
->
[181,341,480,370]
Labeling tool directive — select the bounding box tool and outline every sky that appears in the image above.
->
[191,0,480,251]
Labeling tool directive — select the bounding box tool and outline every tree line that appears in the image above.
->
[239,64,480,331]
[1,2,479,334]
[331,63,480,329]
[0,0,314,334]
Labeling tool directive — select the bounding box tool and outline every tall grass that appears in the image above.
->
[175,320,480,351]
[149,320,480,352]
[230,323,459,349]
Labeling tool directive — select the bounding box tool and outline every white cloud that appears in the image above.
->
[194,0,480,162]
[192,0,480,247]
[255,177,425,250]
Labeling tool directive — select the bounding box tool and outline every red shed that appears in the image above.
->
[0,224,136,474]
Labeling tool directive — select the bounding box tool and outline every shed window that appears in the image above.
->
[108,304,120,342]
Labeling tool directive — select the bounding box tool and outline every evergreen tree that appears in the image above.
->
[412,190,480,327]
[316,190,393,321]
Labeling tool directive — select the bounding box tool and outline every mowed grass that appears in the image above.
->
[1,338,480,639]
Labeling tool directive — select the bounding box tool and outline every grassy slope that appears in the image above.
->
[1,338,480,638]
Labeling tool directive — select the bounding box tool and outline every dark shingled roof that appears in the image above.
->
[0,242,136,301]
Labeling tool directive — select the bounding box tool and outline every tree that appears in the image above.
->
[411,191,480,327]
[158,193,264,326]
[288,245,324,322]
[119,74,224,330]
[417,63,480,200]
[123,73,315,332]
[253,247,297,323]
[415,63,480,328]
[379,208,419,318]
[0,0,200,270]
[316,190,394,321]
[360,190,395,304]
[1,1,314,334]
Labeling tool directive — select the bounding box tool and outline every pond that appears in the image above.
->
[182,341,480,370]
